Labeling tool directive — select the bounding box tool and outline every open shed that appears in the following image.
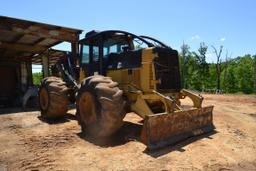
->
[0,16,82,107]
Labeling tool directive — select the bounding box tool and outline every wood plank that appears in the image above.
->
[0,42,46,53]
[0,25,79,43]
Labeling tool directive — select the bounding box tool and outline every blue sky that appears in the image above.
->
[1,0,256,63]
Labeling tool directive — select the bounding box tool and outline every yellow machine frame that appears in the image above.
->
[79,47,214,149]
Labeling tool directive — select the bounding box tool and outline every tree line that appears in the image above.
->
[179,42,256,94]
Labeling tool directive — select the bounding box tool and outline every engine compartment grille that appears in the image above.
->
[153,47,181,91]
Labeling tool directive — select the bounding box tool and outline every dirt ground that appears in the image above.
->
[0,94,255,171]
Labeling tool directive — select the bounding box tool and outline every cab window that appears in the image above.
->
[82,45,89,64]
[103,42,128,58]
[92,46,99,62]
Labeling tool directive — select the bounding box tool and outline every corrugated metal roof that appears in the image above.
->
[0,16,82,64]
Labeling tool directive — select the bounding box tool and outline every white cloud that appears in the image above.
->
[220,37,226,41]
[191,35,200,40]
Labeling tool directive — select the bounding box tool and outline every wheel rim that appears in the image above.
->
[40,88,49,110]
[79,91,96,124]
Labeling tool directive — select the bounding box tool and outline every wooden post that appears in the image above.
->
[26,61,33,86]
[42,54,49,78]
[71,42,79,59]
[71,34,79,63]
[71,41,79,79]
[71,34,80,79]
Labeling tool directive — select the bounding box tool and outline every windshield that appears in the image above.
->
[103,38,129,57]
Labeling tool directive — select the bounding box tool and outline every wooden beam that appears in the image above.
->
[32,37,45,45]
[12,34,25,42]
[0,42,46,53]
[17,56,32,62]
[0,24,80,43]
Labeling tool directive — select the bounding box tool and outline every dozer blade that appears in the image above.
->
[141,106,214,150]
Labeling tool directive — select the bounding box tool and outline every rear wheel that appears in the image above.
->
[76,75,126,137]
[39,77,70,118]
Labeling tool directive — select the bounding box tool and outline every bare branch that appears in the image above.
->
[211,45,218,57]
[211,45,224,92]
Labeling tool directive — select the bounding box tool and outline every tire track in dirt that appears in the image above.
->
[1,94,256,170]
[4,112,80,170]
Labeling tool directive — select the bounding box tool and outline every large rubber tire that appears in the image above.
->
[39,76,69,118]
[76,75,126,137]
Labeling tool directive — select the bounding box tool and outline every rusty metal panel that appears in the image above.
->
[141,106,214,149]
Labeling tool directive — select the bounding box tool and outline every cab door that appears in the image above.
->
[89,45,100,75]
[80,43,102,77]
[80,44,90,78]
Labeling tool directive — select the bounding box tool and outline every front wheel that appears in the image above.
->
[76,75,126,137]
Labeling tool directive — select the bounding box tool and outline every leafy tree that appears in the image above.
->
[193,42,209,90]
[236,55,254,93]
[222,51,232,92]
[225,66,237,93]
[207,63,217,89]
[33,72,43,85]
[180,42,190,88]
